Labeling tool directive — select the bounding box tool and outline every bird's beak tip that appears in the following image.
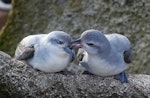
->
[63,47,75,62]
[71,44,83,49]
[71,39,82,49]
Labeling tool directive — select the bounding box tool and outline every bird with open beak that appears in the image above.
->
[71,29,133,83]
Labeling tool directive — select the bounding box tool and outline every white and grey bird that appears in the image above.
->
[0,0,12,10]
[15,31,75,73]
[72,29,133,83]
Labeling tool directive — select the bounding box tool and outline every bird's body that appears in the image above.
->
[72,29,133,83]
[82,34,130,76]
[15,31,74,73]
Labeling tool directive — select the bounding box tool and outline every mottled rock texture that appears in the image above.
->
[0,51,150,97]
[0,0,149,74]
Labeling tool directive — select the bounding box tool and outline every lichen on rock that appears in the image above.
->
[0,51,150,97]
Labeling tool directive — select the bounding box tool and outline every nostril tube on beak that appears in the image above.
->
[71,44,83,49]
[71,39,83,49]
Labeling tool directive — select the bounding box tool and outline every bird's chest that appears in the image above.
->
[48,53,70,66]
[85,55,116,76]
[88,56,110,69]
[40,50,70,66]
[30,48,70,72]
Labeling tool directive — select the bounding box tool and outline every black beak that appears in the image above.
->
[64,47,75,62]
[71,39,81,44]
[71,39,83,49]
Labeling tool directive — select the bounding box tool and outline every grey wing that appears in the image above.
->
[105,34,133,63]
[76,48,85,62]
[15,43,35,60]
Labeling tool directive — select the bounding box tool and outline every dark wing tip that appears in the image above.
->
[124,49,133,63]
[15,44,35,60]
[18,48,35,60]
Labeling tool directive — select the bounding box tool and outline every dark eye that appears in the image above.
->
[57,40,64,44]
[87,43,94,46]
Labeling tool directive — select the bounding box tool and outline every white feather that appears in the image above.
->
[28,42,70,72]
[83,53,127,76]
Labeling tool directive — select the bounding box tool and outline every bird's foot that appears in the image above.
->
[82,71,94,75]
[114,71,128,83]
[57,71,75,75]
[34,68,41,72]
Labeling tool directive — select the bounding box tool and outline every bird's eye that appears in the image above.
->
[87,43,94,46]
[57,40,64,44]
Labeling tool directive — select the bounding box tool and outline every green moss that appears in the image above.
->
[69,0,82,12]
[69,0,82,8]
[0,84,11,98]
[0,0,50,56]
[50,3,63,15]
[110,11,123,17]
[102,0,110,3]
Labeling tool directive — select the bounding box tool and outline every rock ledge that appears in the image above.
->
[0,51,150,98]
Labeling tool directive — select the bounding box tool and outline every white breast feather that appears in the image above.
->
[84,54,126,76]
[28,43,70,72]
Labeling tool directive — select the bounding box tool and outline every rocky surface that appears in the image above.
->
[0,51,150,98]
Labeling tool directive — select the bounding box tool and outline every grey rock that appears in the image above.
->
[0,51,150,98]
[0,51,11,75]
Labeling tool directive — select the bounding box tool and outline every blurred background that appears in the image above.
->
[0,0,11,29]
[0,0,149,74]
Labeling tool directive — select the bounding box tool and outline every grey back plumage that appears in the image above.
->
[15,34,46,60]
[105,34,133,63]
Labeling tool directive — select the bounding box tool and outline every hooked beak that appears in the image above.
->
[71,39,83,49]
[64,47,75,62]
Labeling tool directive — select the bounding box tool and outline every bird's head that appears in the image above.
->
[47,31,71,48]
[44,31,75,61]
[71,29,110,55]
